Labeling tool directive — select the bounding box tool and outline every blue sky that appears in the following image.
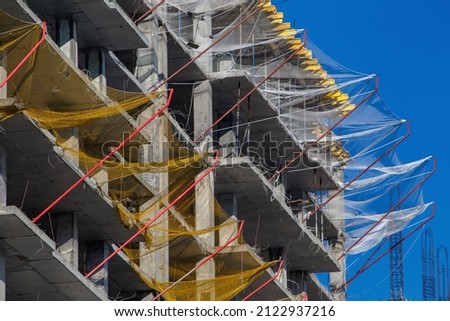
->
[276,0,450,300]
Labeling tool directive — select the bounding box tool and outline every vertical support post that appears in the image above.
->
[56,212,78,269]
[135,20,158,89]
[196,260,215,300]
[135,2,169,285]
[195,169,216,299]
[194,80,213,152]
[0,52,7,98]
[56,17,79,165]
[86,49,107,95]
[136,2,167,90]
[138,102,169,283]
[0,38,10,283]
[56,17,78,65]
[328,171,346,300]
[195,170,215,250]
[86,48,108,190]
[0,146,6,206]
[0,54,7,207]
[0,248,5,301]
[193,14,212,74]
[86,242,109,295]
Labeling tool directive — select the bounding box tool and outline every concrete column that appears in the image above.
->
[196,260,215,300]
[193,15,212,74]
[138,105,169,283]
[193,80,213,146]
[0,146,6,206]
[328,171,346,300]
[195,169,216,299]
[139,237,168,283]
[56,17,79,166]
[0,52,6,99]
[86,242,109,295]
[0,54,7,207]
[136,20,159,89]
[136,9,167,90]
[56,17,78,65]
[86,49,107,95]
[0,248,5,301]
[219,217,239,247]
[195,170,215,251]
[56,212,78,269]
[85,48,108,189]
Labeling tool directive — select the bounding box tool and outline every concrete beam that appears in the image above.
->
[86,242,109,296]
[56,212,78,269]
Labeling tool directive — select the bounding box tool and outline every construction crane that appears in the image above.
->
[422,228,436,300]
[437,245,449,301]
[389,231,405,300]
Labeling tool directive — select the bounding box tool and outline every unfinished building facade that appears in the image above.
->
[0,0,434,301]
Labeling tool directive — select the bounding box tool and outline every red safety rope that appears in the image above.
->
[241,260,285,301]
[85,149,220,279]
[133,0,165,24]
[152,220,244,300]
[0,22,47,88]
[32,88,174,223]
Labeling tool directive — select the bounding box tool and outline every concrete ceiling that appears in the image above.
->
[0,0,149,51]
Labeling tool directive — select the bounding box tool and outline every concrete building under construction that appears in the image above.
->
[0,0,434,301]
